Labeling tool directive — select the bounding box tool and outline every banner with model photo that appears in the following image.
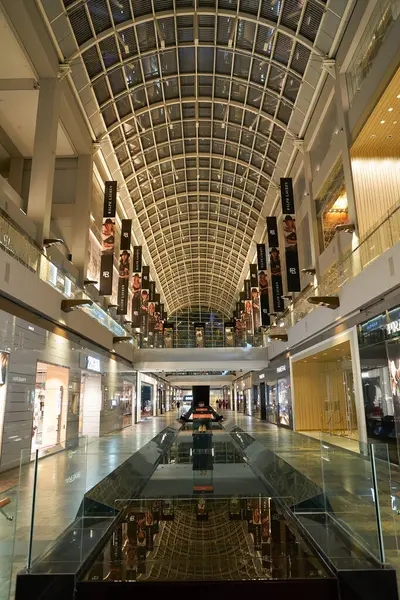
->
[154,294,163,348]
[280,178,300,292]
[266,217,284,312]
[131,246,142,327]
[194,323,205,348]
[250,264,261,333]
[257,243,270,327]
[117,219,132,315]
[244,279,253,341]
[140,266,150,337]
[147,281,156,346]
[100,181,117,296]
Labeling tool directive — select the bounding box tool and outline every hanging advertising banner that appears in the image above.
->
[266,217,284,312]
[140,266,150,337]
[131,247,142,328]
[100,181,117,296]
[117,219,132,315]
[280,178,301,292]
[250,264,261,332]
[257,244,270,327]
[154,294,163,348]
[244,279,253,342]
[194,323,205,348]
[224,323,235,347]
[149,281,155,302]
[163,323,175,348]
[237,291,246,346]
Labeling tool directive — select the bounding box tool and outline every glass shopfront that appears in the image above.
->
[262,358,292,428]
[358,306,400,464]
[141,384,153,418]
[33,362,69,452]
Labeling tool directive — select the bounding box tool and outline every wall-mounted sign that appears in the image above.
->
[387,320,400,335]
[277,365,286,373]
[85,356,101,373]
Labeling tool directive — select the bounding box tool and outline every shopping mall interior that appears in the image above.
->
[0,0,399,598]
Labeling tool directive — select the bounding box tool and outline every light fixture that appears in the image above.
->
[397,94,400,99]
[281,294,292,300]
[335,223,355,233]
[380,120,385,124]
[107,304,119,310]
[388,107,393,112]
[61,299,93,313]
[269,333,288,342]
[308,296,340,309]
[301,268,316,275]
[43,238,65,248]
[84,279,98,286]
[113,336,133,344]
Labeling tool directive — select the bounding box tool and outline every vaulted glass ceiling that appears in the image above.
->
[43,0,349,316]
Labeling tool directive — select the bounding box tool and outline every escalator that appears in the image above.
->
[15,420,398,600]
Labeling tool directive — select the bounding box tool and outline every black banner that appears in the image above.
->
[149,281,155,302]
[250,264,260,332]
[267,217,284,312]
[280,178,301,292]
[154,294,162,348]
[131,247,142,327]
[280,177,294,214]
[257,244,267,271]
[133,246,142,272]
[100,181,117,296]
[141,265,150,336]
[117,219,132,315]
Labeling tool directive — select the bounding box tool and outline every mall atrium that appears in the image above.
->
[0,0,399,599]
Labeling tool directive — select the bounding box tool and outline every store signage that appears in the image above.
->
[117,219,132,315]
[12,376,27,383]
[279,178,301,293]
[85,356,101,373]
[277,365,286,373]
[387,319,400,336]
[100,181,117,296]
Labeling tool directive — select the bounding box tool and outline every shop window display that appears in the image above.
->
[141,384,153,419]
[266,383,278,425]
[277,378,291,427]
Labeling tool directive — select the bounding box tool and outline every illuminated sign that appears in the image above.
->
[85,356,101,372]
[277,365,286,373]
[386,320,400,336]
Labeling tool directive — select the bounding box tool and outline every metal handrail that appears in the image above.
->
[273,201,400,332]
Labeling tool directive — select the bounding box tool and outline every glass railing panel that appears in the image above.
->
[0,484,18,600]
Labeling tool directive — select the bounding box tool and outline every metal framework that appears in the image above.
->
[43,0,350,317]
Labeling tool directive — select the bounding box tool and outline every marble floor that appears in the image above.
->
[0,413,177,600]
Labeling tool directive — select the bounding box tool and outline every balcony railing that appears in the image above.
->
[274,201,400,332]
[0,209,128,339]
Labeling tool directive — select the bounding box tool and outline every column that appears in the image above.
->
[71,152,94,283]
[27,77,61,243]
[302,149,321,273]
[8,157,24,199]
[334,68,359,237]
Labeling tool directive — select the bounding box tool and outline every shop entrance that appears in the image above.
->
[141,384,153,419]
[292,341,359,440]
[79,372,102,437]
[32,362,69,451]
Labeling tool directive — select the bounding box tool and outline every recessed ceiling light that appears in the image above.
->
[388,135,393,138]
[380,120,385,124]
[394,121,398,124]
[388,107,394,112]
[397,94,400,99]
[371,134,376,138]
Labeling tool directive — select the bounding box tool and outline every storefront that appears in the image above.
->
[291,329,366,444]
[358,305,400,464]
[233,373,253,416]
[0,307,137,472]
[258,356,292,428]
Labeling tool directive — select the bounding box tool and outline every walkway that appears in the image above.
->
[0,413,177,600]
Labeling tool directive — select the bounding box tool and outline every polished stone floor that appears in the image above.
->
[0,413,177,600]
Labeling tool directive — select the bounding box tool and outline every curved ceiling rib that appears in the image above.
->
[49,0,348,316]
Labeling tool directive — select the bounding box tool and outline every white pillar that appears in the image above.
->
[8,157,24,199]
[27,77,61,243]
[71,153,93,283]
[303,149,321,272]
[334,70,359,237]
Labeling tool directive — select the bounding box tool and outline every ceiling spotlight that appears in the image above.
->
[43,238,65,248]
[281,294,292,300]
[335,223,355,233]
[113,336,133,344]
[380,120,385,124]
[269,333,288,342]
[61,299,93,313]
[301,268,316,275]
[308,296,340,309]
[388,107,394,112]
[107,304,119,310]
[84,279,98,286]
